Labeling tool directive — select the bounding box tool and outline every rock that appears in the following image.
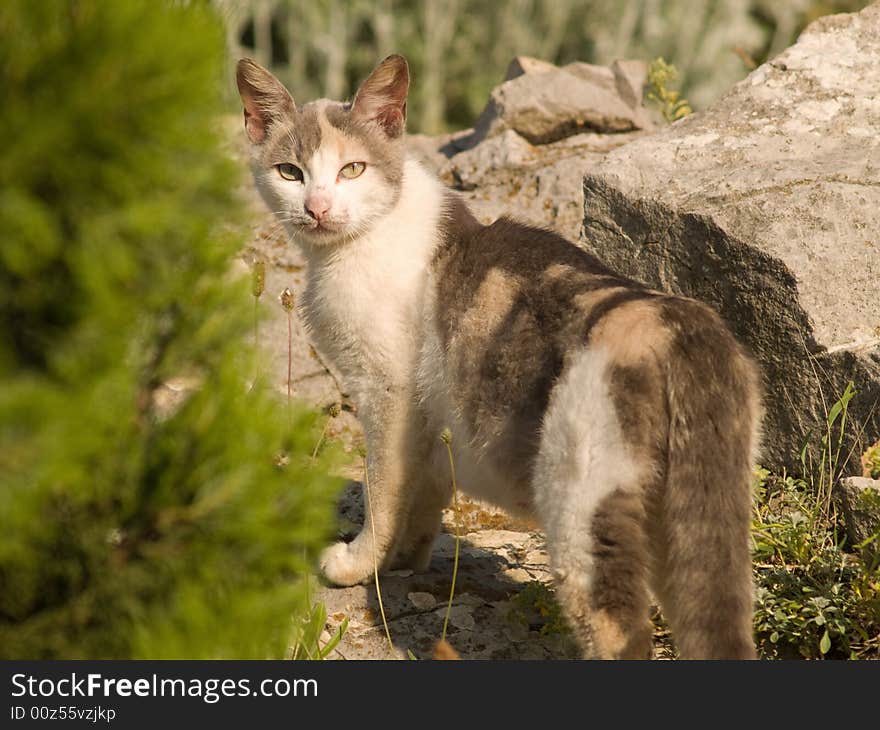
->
[503,55,557,81]
[836,476,880,556]
[579,4,880,473]
[443,605,476,631]
[611,60,649,112]
[407,592,437,611]
[410,57,653,242]
[502,568,533,583]
[438,130,643,241]
[472,58,653,145]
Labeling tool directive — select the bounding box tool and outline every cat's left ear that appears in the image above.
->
[236,58,295,144]
[351,54,409,138]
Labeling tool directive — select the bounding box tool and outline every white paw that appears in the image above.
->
[319,540,374,587]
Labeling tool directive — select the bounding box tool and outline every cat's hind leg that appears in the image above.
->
[533,349,653,659]
[391,468,451,571]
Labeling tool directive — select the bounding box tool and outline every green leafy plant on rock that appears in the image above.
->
[646,57,693,122]
[751,383,880,659]
[862,438,880,479]
[508,581,570,637]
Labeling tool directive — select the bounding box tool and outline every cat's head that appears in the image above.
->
[236,55,409,247]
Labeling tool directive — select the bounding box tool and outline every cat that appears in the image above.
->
[236,54,763,659]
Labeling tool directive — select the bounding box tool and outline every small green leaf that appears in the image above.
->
[319,617,348,658]
[819,630,831,655]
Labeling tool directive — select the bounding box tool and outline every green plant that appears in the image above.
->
[862,438,880,479]
[289,598,348,660]
[751,383,880,659]
[800,380,857,526]
[646,57,693,122]
[0,0,340,659]
[508,581,570,637]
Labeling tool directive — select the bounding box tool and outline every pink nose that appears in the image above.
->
[305,194,331,222]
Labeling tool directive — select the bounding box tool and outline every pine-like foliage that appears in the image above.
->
[0,0,340,659]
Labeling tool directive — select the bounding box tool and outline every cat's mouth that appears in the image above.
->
[302,220,345,238]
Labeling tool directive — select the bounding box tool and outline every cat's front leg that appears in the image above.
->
[319,389,417,586]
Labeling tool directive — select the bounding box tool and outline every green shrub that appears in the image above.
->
[751,384,880,659]
[0,0,339,659]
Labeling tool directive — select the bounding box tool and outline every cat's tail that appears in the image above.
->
[657,298,763,659]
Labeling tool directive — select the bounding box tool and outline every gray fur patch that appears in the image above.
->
[324,103,406,190]
[431,201,658,479]
[263,103,323,166]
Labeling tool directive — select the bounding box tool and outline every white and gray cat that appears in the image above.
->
[236,55,763,659]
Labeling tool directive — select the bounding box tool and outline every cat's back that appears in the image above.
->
[426,194,755,478]
[430,195,656,362]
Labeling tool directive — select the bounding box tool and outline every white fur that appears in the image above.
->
[298,157,445,402]
[532,348,645,592]
[296,156,448,585]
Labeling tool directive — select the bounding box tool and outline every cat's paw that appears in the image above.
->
[319,540,374,587]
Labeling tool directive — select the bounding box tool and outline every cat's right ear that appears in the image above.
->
[236,58,295,144]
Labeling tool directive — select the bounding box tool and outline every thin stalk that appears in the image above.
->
[286,308,295,434]
[311,403,340,462]
[362,452,394,654]
[287,312,292,398]
[311,417,332,462]
[440,428,461,644]
[279,287,295,420]
[253,296,260,382]
[251,261,265,384]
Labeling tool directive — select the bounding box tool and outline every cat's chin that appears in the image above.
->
[294,222,361,247]
[297,228,346,246]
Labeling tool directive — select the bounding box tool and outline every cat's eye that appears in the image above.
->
[339,161,366,180]
[276,163,303,182]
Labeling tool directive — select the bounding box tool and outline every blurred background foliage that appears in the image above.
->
[217,0,871,134]
[0,0,340,658]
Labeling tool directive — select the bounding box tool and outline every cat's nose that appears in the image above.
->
[305,194,331,222]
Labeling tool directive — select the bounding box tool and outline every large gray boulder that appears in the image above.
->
[580,4,880,473]
[408,56,653,241]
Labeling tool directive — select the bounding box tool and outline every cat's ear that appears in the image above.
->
[236,58,295,144]
[351,54,409,138]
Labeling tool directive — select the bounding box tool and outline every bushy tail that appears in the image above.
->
[658,300,762,659]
